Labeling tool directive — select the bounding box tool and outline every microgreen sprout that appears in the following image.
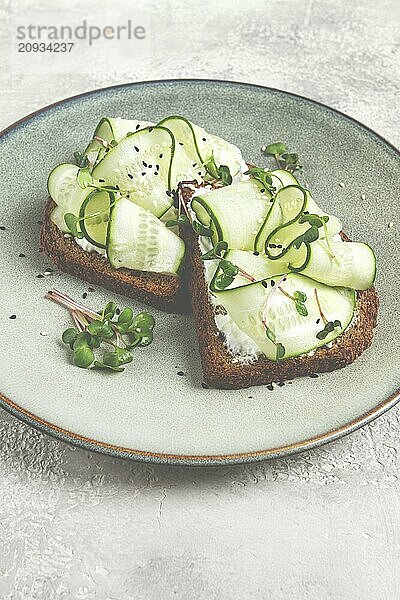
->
[261,142,302,173]
[244,168,275,194]
[263,320,286,360]
[204,153,233,186]
[73,151,89,169]
[278,287,308,316]
[46,289,155,372]
[313,288,342,340]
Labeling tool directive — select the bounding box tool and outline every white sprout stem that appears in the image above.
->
[262,274,287,325]
[46,289,101,321]
[71,311,85,332]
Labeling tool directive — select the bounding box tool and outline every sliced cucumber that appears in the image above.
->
[213,273,355,361]
[92,126,175,218]
[157,116,208,184]
[254,185,342,262]
[107,197,185,275]
[191,180,272,250]
[301,239,376,290]
[84,117,154,167]
[48,163,90,232]
[157,115,246,182]
[270,169,299,190]
[210,249,288,292]
[79,189,115,249]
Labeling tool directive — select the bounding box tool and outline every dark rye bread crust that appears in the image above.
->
[180,184,379,390]
[40,198,189,313]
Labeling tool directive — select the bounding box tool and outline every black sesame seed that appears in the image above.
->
[202,137,206,141]
[156,164,160,170]
[154,172,159,176]
[36,274,44,278]
[82,292,88,299]
[148,127,154,132]
[159,153,163,158]
[201,382,209,389]
[277,244,283,249]
[0,226,5,231]
[166,190,172,197]
[9,314,16,319]
[262,280,268,288]
[253,251,259,256]
[310,373,319,378]
[134,146,139,152]
[192,163,197,167]
[127,173,133,179]
[271,280,275,287]
[142,161,147,167]
[148,164,152,168]
[260,188,265,193]
[135,124,140,130]
[304,211,309,214]
[177,371,185,376]
[141,172,146,176]
[248,396,253,399]
[316,318,320,324]
[267,384,274,391]
[116,308,120,315]
[198,172,202,176]
[179,142,184,146]
[19,253,26,258]
[98,178,105,183]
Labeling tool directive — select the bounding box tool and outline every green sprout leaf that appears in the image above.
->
[316,320,342,340]
[292,225,320,250]
[73,151,89,169]
[64,213,83,239]
[276,343,286,360]
[102,301,117,321]
[102,346,133,368]
[204,154,232,186]
[62,327,78,349]
[129,312,155,332]
[295,302,308,316]
[192,220,213,237]
[77,167,93,189]
[201,241,228,261]
[218,164,232,186]
[299,213,329,228]
[94,361,125,372]
[262,142,287,156]
[244,168,275,193]
[73,346,95,368]
[265,327,276,343]
[293,290,307,303]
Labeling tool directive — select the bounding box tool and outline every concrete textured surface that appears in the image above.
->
[0,0,399,598]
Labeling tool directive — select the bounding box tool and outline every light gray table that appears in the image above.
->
[1,1,399,598]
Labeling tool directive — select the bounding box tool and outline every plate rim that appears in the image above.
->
[1,78,399,466]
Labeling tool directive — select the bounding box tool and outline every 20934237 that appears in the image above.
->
[18,42,74,52]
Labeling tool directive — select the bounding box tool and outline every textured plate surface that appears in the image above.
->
[0,79,399,465]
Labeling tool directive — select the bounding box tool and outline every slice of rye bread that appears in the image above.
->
[40,198,190,313]
[179,183,379,390]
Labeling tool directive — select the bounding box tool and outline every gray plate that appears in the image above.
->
[0,80,399,466]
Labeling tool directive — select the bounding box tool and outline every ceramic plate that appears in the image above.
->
[0,80,399,465]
